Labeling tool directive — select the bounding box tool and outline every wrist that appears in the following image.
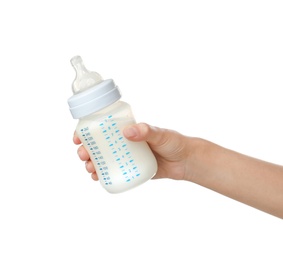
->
[183,137,210,182]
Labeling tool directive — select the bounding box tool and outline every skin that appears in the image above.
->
[73,123,283,219]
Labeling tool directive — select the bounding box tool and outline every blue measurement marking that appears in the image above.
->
[99,114,140,183]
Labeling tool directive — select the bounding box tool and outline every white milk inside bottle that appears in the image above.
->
[67,56,157,193]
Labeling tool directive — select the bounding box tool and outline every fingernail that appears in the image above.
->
[124,126,138,138]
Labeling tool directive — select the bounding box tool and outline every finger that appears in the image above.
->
[91,172,99,181]
[73,131,81,145]
[77,145,90,161]
[85,160,95,173]
[85,160,99,181]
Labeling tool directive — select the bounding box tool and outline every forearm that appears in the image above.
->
[187,138,283,219]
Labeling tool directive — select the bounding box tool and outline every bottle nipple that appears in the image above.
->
[71,56,103,94]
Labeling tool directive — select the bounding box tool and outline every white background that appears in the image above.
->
[0,0,282,259]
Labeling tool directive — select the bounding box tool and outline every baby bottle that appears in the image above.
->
[67,56,157,193]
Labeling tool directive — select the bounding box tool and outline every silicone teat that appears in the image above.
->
[71,56,103,94]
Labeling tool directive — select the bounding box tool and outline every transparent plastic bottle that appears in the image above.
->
[67,56,157,193]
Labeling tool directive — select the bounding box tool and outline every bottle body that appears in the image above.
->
[76,101,157,193]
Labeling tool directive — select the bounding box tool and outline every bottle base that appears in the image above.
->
[102,171,156,194]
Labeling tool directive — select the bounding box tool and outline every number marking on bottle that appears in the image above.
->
[80,127,112,186]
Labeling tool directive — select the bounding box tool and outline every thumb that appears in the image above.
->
[123,123,166,146]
